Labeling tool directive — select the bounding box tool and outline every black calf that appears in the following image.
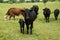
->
[43,8,51,22]
[19,19,24,34]
[54,9,59,20]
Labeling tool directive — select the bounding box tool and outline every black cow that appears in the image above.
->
[43,8,51,22]
[54,9,60,20]
[30,5,39,15]
[19,19,24,34]
[21,9,38,34]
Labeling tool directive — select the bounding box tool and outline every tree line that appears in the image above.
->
[0,0,60,3]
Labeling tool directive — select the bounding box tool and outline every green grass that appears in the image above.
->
[0,2,60,40]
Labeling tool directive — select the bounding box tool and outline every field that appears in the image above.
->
[0,2,60,40]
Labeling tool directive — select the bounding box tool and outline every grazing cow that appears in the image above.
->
[4,8,25,20]
[30,5,39,15]
[54,9,59,20]
[19,19,24,34]
[43,8,51,22]
[21,9,38,34]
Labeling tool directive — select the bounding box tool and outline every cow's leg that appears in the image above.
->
[55,15,57,20]
[45,16,47,22]
[22,26,24,34]
[48,14,50,22]
[30,23,33,34]
[31,22,33,28]
[26,25,29,34]
[54,14,57,20]
[9,15,12,20]
[47,17,49,22]
[20,28,22,33]
[57,15,59,20]
[55,16,57,20]
[56,14,59,20]
[20,26,22,33]
[13,15,15,20]
[46,17,48,22]
[12,14,15,20]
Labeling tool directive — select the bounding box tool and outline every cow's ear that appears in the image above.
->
[21,10,25,12]
[30,9,32,12]
[43,9,44,10]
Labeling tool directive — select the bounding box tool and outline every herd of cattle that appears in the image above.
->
[43,8,60,22]
[4,5,60,34]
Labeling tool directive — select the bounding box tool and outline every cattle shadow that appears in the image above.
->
[37,17,60,23]
[50,17,60,23]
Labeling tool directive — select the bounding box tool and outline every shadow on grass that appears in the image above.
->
[37,18,47,23]
[50,17,60,23]
[37,17,60,23]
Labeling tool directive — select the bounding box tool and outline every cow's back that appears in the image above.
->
[54,9,59,15]
[13,8,25,15]
[6,8,25,16]
[43,8,51,17]
[30,11,37,21]
[6,8,15,15]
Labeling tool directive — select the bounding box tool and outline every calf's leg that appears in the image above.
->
[26,25,29,34]
[20,27,22,33]
[22,27,24,34]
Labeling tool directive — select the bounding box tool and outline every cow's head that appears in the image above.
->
[21,9,32,20]
[4,15,9,20]
[31,5,39,15]
[43,8,48,13]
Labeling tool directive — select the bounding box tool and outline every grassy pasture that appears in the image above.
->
[0,2,60,40]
